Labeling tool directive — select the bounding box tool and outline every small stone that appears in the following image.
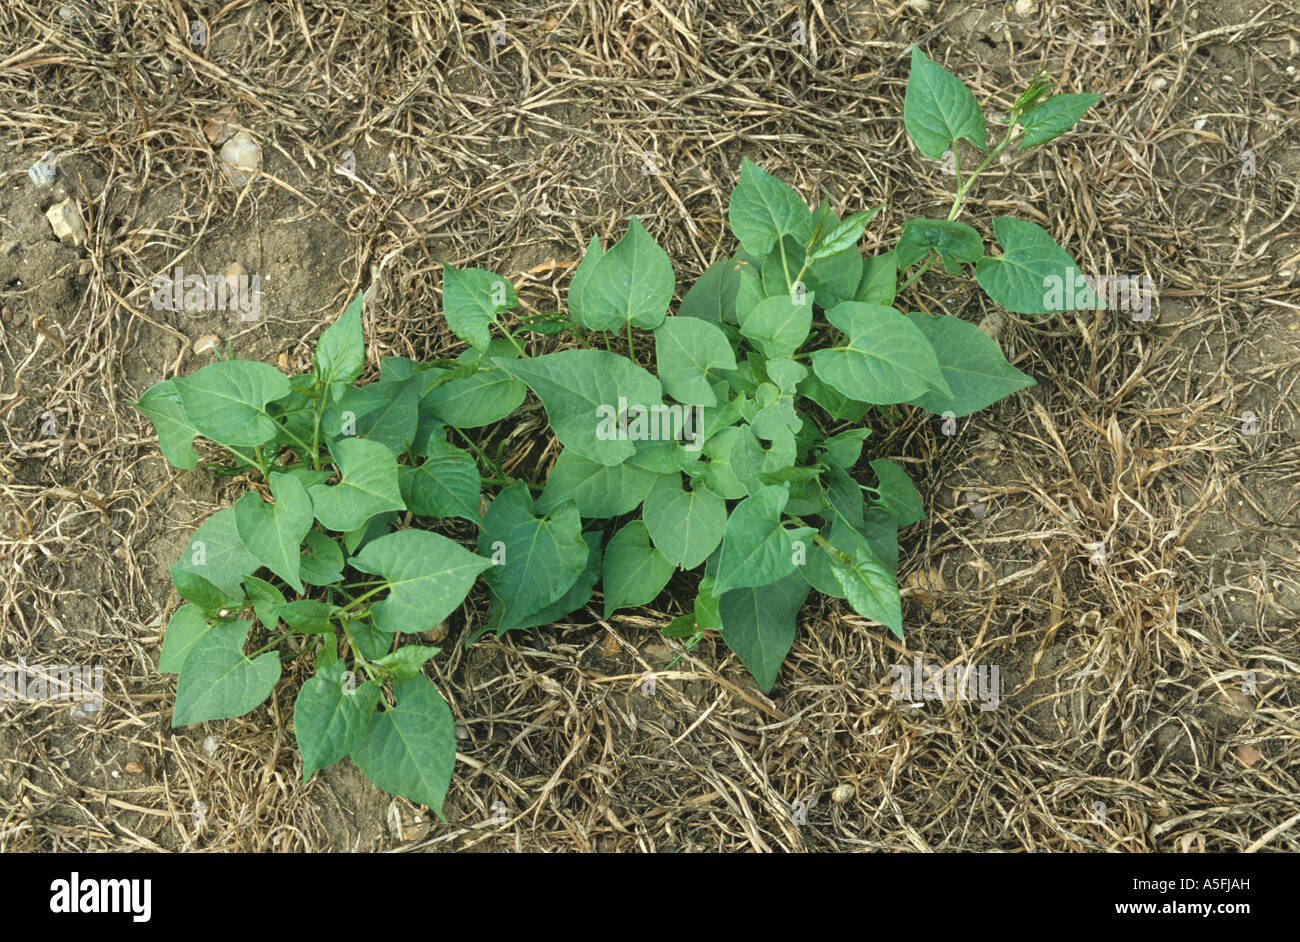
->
[1150,76,1168,91]
[124,761,145,774]
[45,198,87,246]
[1235,744,1264,767]
[904,0,930,12]
[193,334,221,355]
[220,131,261,187]
[225,261,247,295]
[1013,0,1036,16]
[831,783,853,804]
[28,151,57,187]
[201,734,221,757]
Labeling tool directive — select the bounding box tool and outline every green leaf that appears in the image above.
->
[699,425,754,500]
[351,674,456,815]
[299,530,344,586]
[904,47,987,160]
[601,520,675,618]
[576,217,674,330]
[351,529,493,634]
[799,373,870,423]
[172,620,281,726]
[307,437,405,532]
[349,620,393,661]
[642,474,727,569]
[740,291,814,359]
[399,438,481,522]
[829,543,902,638]
[975,217,1094,314]
[372,645,441,682]
[1017,93,1102,149]
[905,311,1035,416]
[765,358,807,392]
[494,350,663,466]
[159,605,209,673]
[811,302,951,404]
[314,290,365,393]
[173,360,291,448]
[728,158,815,258]
[808,208,880,261]
[233,472,314,593]
[477,484,588,632]
[243,575,285,629]
[868,459,925,526]
[717,571,810,692]
[343,512,397,556]
[421,343,526,428]
[294,660,381,779]
[567,234,604,328]
[480,531,602,637]
[172,507,260,588]
[441,265,516,350]
[654,317,738,406]
[278,599,340,633]
[170,566,245,615]
[856,251,898,305]
[134,379,198,470]
[822,427,872,468]
[679,257,742,323]
[896,219,983,274]
[322,376,421,456]
[714,484,815,595]
[537,449,658,519]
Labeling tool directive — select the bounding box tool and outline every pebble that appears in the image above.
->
[831,783,853,804]
[193,334,221,355]
[124,761,145,774]
[1013,0,1036,16]
[220,131,261,187]
[45,198,87,246]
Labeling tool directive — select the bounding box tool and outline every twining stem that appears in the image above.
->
[449,424,501,478]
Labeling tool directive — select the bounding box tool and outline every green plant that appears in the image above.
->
[134,48,1098,814]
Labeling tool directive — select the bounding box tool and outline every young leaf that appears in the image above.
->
[642,474,727,569]
[350,529,493,634]
[233,472,314,593]
[576,217,675,330]
[807,208,880,261]
[717,571,811,693]
[134,379,199,470]
[322,376,421,456]
[243,575,285,629]
[441,265,517,350]
[601,520,675,618]
[279,599,340,633]
[821,427,872,468]
[811,302,951,404]
[537,449,658,519]
[740,292,814,360]
[314,290,365,394]
[170,566,245,615]
[975,217,1095,314]
[654,317,738,406]
[159,604,209,673]
[896,218,983,274]
[678,257,743,323]
[567,234,604,328]
[172,620,281,726]
[764,358,807,393]
[904,311,1035,416]
[904,47,988,160]
[868,459,925,526]
[399,438,481,523]
[172,507,261,588]
[299,530,345,586]
[1017,93,1102,149]
[421,342,526,428]
[294,660,382,780]
[477,484,588,631]
[371,645,441,682]
[494,349,663,466]
[351,674,456,816]
[172,360,291,448]
[829,543,902,638]
[307,437,405,532]
[714,484,815,595]
[728,158,815,257]
[856,251,898,305]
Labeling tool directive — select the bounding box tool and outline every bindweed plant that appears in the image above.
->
[134,49,1098,815]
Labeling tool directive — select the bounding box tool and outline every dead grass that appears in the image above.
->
[1,0,1298,852]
